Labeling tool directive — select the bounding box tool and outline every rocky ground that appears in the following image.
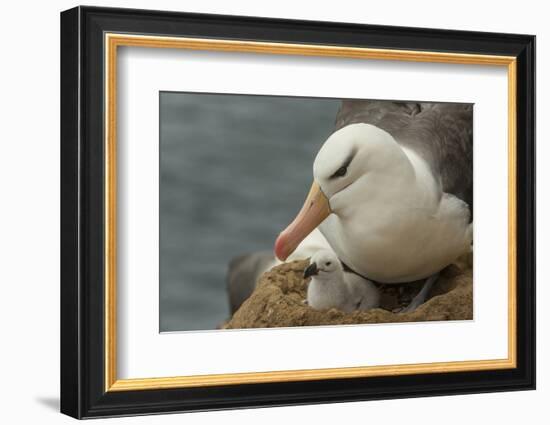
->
[223,254,473,329]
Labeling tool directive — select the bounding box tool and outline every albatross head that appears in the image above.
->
[275,123,411,261]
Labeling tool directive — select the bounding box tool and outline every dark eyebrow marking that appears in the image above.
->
[329,148,357,179]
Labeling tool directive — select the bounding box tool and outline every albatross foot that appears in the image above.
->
[400,272,440,314]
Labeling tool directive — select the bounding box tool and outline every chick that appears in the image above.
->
[304,250,380,313]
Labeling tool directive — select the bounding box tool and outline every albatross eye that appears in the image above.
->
[325,261,332,266]
[333,166,347,178]
[329,149,356,179]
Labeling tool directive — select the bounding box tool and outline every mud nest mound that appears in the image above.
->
[224,254,472,329]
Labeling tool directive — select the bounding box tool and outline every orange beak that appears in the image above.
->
[274,182,331,261]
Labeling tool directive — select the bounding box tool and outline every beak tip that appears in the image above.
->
[274,234,288,261]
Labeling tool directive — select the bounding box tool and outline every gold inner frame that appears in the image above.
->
[104,33,518,392]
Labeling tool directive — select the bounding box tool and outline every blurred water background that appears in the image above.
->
[160,92,340,332]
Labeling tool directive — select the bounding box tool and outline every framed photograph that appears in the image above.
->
[60,6,535,419]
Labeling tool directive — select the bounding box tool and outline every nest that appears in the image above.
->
[223,254,473,329]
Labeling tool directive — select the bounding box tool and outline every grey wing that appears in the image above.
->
[226,251,276,314]
[335,100,473,212]
[335,100,421,135]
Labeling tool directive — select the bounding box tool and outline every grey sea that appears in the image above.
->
[160,92,340,332]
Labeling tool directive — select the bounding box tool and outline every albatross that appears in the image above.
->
[274,100,473,312]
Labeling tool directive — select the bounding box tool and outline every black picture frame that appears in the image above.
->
[60,5,535,419]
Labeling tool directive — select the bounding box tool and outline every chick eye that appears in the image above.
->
[333,166,347,178]
[325,261,332,266]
